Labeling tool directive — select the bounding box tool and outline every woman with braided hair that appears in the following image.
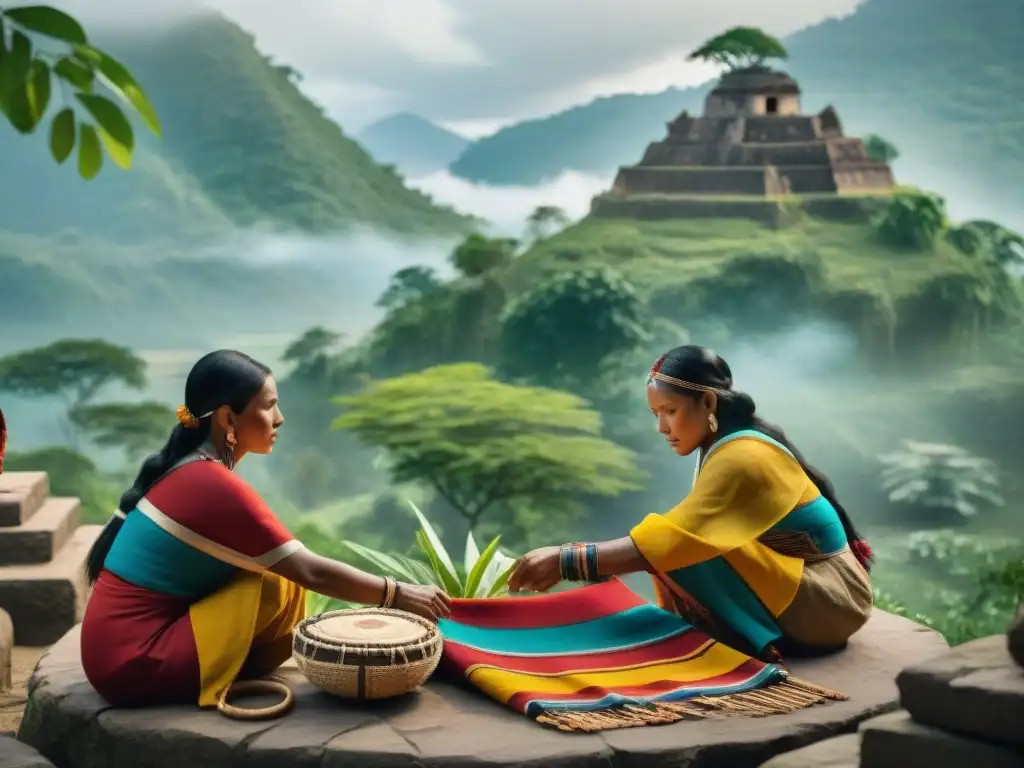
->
[80,349,450,711]
[508,344,873,661]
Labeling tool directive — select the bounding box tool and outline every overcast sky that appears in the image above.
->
[65,0,864,136]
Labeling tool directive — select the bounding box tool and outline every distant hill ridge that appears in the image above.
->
[357,112,469,177]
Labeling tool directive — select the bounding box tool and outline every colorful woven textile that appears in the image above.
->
[439,578,846,732]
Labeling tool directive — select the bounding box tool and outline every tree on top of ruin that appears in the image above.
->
[688,27,789,72]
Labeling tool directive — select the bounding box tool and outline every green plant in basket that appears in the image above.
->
[306,500,518,616]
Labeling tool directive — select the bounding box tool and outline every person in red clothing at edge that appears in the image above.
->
[80,350,451,709]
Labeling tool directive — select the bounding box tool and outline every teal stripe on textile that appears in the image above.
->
[667,557,781,654]
[438,604,689,656]
[105,510,237,599]
[771,496,848,553]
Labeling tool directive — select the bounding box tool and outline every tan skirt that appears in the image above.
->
[776,547,874,647]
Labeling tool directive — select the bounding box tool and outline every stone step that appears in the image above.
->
[0,475,48,529]
[0,526,101,646]
[759,734,859,767]
[0,735,55,768]
[859,710,1024,768]
[0,499,80,567]
[897,634,1024,749]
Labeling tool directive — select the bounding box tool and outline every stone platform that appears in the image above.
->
[763,634,1024,768]
[0,473,100,646]
[19,611,947,768]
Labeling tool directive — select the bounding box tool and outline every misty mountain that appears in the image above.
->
[449,0,1024,225]
[0,14,471,337]
[357,113,470,177]
[0,14,471,243]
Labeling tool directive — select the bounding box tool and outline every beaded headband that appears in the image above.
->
[647,353,722,394]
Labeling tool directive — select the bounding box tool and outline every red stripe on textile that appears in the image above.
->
[448,578,645,630]
[505,659,767,712]
[443,627,710,675]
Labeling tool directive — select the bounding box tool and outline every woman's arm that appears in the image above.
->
[594,536,649,576]
[273,549,452,621]
[508,536,648,593]
[272,548,387,605]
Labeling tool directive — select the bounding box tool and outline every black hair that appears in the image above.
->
[649,345,873,571]
[85,350,272,584]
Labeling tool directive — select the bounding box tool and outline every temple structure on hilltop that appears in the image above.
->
[591,67,896,220]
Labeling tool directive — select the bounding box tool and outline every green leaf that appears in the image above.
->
[49,107,74,163]
[25,60,50,126]
[407,499,459,584]
[2,31,34,132]
[486,561,518,597]
[10,28,32,61]
[464,531,481,577]
[97,128,132,170]
[75,93,133,151]
[340,540,417,582]
[416,529,463,597]
[3,6,87,44]
[77,123,102,179]
[54,56,94,91]
[464,535,502,598]
[74,44,161,135]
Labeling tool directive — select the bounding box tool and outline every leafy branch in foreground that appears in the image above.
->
[306,500,518,616]
[0,5,161,178]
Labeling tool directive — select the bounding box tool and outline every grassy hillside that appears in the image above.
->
[0,14,471,242]
[450,0,1023,224]
[0,14,473,332]
[357,113,470,177]
[510,206,1019,361]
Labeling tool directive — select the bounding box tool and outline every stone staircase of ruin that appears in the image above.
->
[0,472,100,648]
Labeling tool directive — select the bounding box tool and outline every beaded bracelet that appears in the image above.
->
[558,543,602,582]
[380,576,398,608]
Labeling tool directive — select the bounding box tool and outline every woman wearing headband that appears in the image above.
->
[80,349,451,709]
[507,344,873,660]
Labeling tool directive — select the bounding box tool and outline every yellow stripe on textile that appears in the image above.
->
[468,640,754,704]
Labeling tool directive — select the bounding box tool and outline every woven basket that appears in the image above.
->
[293,607,443,700]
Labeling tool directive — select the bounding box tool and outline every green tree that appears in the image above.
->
[0,339,146,410]
[449,233,518,278]
[333,363,643,532]
[688,26,789,72]
[282,326,343,371]
[0,5,161,178]
[873,190,947,250]
[375,265,443,310]
[864,134,900,164]
[69,401,175,461]
[498,267,648,389]
[525,205,571,242]
[954,220,1024,268]
[879,441,1004,526]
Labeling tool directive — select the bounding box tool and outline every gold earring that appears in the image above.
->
[226,431,236,448]
[708,413,718,434]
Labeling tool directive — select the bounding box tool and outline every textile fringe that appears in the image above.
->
[533,677,848,733]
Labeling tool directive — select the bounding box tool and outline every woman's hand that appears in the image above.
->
[394,582,453,622]
[507,546,562,593]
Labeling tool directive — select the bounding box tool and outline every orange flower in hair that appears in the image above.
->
[176,404,200,429]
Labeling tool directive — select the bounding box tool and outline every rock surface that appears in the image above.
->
[859,710,1024,768]
[0,735,54,768]
[897,634,1024,749]
[757,734,859,768]
[1009,600,1024,668]
[20,611,947,768]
